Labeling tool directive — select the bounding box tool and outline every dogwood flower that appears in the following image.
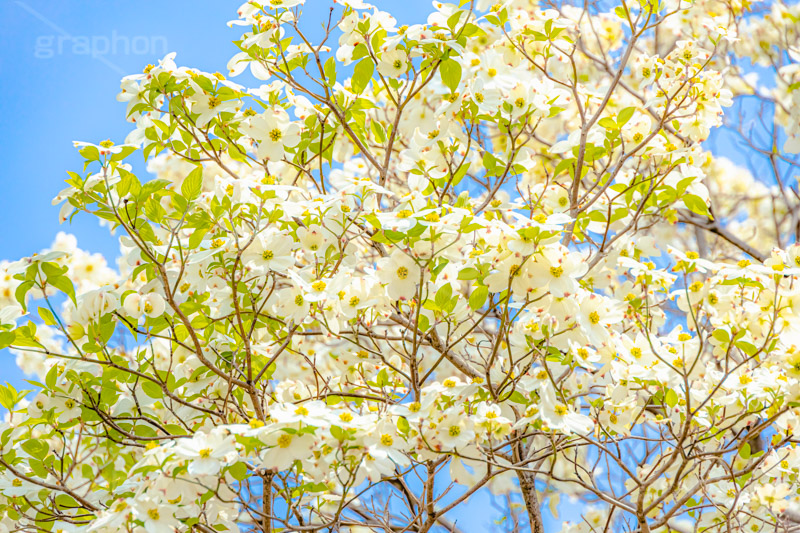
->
[377,49,408,78]
[243,108,301,160]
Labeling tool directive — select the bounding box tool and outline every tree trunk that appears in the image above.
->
[517,468,545,533]
[513,439,545,533]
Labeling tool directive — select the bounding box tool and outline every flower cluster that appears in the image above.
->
[2,1,800,532]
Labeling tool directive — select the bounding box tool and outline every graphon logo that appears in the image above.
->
[17,1,168,74]
[33,32,169,60]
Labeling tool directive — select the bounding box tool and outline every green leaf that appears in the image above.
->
[37,307,58,327]
[352,59,374,94]
[15,281,34,311]
[0,331,15,350]
[469,286,488,311]
[435,284,453,310]
[598,117,618,130]
[21,439,49,460]
[617,107,635,127]
[144,198,166,223]
[397,416,410,435]
[736,341,758,357]
[228,462,249,481]
[739,442,751,460]
[110,145,137,161]
[45,364,58,390]
[376,368,389,388]
[138,178,170,201]
[323,56,337,87]
[330,425,347,441]
[0,385,15,410]
[182,166,203,201]
[48,276,76,305]
[141,381,164,399]
[458,267,479,280]
[440,58,462,93]
[682,194,710,217]
[446,10,463,32]
[665,389,678,408]
[711,329,730,344]
[79,145,100,162]
[553,158,575,177]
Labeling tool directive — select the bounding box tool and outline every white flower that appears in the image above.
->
[296,225,334,259]
[378,251,421,301]
[538,388,593,435]
[172,428,237,476]
[188,82,240,127]
[242,230,296,273]
[132,497,182,533]
[528,246,587,298]
[377,49,408,78]
[243,108,301,161]
[260,430,315,471]
[122,292,166,319]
